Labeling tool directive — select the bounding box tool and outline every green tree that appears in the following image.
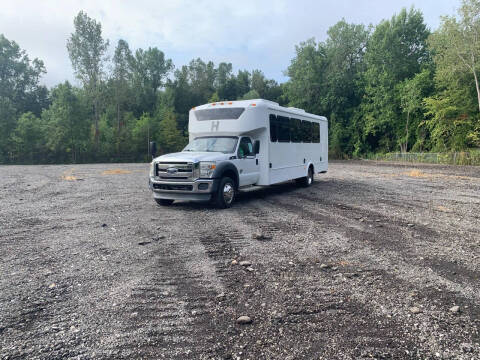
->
[423,70,477,150]
[0,34,47,114]
[235,70,251,98]
[132,113,154,160]
[112,40,133,130]
[359,7,430,153]
[130,47,173,114]
[0,34,47,162]
[42,82,90,163]
[397,69,434,152]
[325,20,370,157]
[10,112,45,163]
[0,97,17,162]
[208,91,220,103]
[250,70,281,102]
[157,109,187,154]
[216,62,237,100]
[187,58,216,103]
[426,0,480,147]
[240,89,260,100]
[170,58,216,132]
[67,11,109,146]
[431,0,480,111]
[285,39,328,115]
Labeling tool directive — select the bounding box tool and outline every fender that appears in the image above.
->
[212,161,239,189]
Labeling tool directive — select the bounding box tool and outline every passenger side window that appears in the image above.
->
[290,118,301,143]
[270,113,320,143]
[238,137,254,158]
[269,114,278,142]
[277,116,290,142]
[312,122,320,143]
[301,120,312,143]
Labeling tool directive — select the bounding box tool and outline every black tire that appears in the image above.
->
[213,177,236,208]
[155,198,174,206]
[296,166,314,187]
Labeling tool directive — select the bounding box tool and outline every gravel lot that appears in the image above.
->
[1,161,479,359]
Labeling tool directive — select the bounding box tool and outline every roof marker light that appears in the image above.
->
[251,103,256,106]
[220,102,224,105]
[228,102,233,105]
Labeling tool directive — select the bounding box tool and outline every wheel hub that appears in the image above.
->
[223,183,234,204]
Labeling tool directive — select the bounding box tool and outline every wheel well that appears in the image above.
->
[222,170,238,190]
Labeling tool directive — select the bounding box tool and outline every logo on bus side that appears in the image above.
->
[211,120,220,132]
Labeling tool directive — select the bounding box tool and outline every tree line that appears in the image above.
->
[1,0,480,164]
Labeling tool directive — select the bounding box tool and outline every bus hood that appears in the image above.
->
[154,152,231,163]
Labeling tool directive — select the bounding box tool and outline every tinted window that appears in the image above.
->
[301,120,312,143]
[290,118,301,143]
[195,107,245,121]
[312,122,320,143]
[277,115,290,142]
[269,114,277,142]
[238,137,253,157]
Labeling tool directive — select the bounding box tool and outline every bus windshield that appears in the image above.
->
[183,136,238,154]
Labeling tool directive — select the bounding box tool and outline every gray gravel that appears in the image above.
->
[0,160,479,359]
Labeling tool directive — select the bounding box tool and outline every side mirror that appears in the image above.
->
[150,141,157,158]
[253,140,260,154]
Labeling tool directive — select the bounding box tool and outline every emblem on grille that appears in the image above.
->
[166,167,178,174]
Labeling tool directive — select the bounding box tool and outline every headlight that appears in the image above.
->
[149,162,154,177]
[199,162,216,178]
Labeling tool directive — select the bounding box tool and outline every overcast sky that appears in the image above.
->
[1,0,458,87]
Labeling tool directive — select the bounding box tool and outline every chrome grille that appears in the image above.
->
[155,162,194,181]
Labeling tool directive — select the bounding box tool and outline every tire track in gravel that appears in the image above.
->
[235,186,480,350]
[94,208,238,359]
[256,190,480,348]
[200,195,427,358]
[269,191,480,297]
[290,184,480,287]
[107,249,223,359]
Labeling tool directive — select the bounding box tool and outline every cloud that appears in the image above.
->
[0,0,458,87]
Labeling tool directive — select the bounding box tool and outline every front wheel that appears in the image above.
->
[155,198,174,206]
[296,166,314,187]
[213,177,236,208]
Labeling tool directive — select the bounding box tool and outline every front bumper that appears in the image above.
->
[149,177,219,202]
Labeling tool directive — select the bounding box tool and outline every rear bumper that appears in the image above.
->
[149,177,219,202]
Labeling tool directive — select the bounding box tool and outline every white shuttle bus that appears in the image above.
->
[149,99,328,208]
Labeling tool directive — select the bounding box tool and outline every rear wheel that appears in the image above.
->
[155,198,174,206]
[296,166,314,187]
[213,177,236,208]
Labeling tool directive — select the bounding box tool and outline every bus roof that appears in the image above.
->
[192,99,327,122]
